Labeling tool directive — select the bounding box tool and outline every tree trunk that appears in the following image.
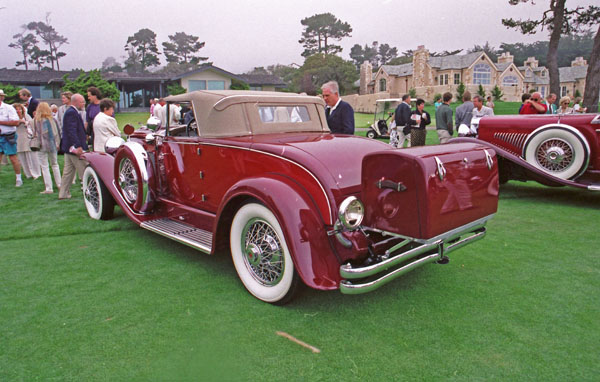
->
[22,50,28,70]
[547,0,565,99]
[582,25,600,113]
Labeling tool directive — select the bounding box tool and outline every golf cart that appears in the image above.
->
[366,98,401,139]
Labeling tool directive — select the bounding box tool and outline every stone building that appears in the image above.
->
[357,45,591,106]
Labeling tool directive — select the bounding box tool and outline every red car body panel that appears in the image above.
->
[362,144,498,239]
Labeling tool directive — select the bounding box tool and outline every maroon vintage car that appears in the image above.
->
[81,90,498,304]
[452,113,600,190]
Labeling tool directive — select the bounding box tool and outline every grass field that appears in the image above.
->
[1,146,599,381]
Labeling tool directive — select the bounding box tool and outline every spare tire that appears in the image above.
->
[114,142,154,213]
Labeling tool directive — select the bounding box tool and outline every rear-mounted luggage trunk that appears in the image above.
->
[361,143,499,239]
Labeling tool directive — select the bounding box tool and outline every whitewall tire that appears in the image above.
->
[82,166,114,220]
[230,203,299,304]
[523,126,589,180]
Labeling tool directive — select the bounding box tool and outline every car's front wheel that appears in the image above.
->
[82,166,114,220]
[523,126,589,180]
[230,202,300,304]
[366,129,377,139]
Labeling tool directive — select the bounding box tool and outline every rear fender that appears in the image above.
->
[217,175,340,290]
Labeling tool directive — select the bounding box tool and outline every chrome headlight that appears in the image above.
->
[104,136,125,155]
[338,196,364,230]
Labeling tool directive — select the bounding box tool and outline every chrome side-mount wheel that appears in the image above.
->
[523,126,589,180]
[82,166,114,220]
[113,143,153,213]
[230,203,300,304]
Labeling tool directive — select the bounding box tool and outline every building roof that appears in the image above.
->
[0,68,81,84]
[495,62,511,72]
[238,74,286,87]
[171,64,244,81]
[428,51,483,70]
[381,63,413,76]
[559,65,588,82]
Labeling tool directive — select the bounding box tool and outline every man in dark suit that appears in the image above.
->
[321,81,354,135]
[58,93,89,200]
[18,88,39,118]
[394,94,413,147]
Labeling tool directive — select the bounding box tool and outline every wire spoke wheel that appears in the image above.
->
[119,158,138,204]
[84,174,100,213]
[241,218,284,286]
[535,138,574,172]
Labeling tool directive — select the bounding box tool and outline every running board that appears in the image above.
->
[140,218,213,254]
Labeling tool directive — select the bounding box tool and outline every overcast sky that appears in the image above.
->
[0,0,596,74]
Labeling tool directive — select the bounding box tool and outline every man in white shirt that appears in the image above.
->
[470,95,495,136]
[93,99,121,153]
[472,95,495,118]
[0,89,24,186]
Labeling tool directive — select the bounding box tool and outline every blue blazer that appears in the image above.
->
[326,100,355,135]
[61,106,88,153]
[394,102,412,128]
[27,97,39,118]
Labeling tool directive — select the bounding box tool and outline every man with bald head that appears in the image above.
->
[58,93,88,200]
[519,92,547,114]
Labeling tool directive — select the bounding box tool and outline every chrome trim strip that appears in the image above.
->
[196,141,333,225]
[587,185,600,191]
[162,140,198,145]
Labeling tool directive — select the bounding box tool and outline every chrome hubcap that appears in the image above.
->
[119,158,138,203]
[241,218,284,286]
[536,138,573,172]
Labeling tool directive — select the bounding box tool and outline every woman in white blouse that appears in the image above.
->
[92,99,121,153]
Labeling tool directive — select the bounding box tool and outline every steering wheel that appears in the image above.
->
[185,119,198,137]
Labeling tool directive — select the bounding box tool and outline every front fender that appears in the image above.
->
[217,174,340,290]
[81,151,153,225]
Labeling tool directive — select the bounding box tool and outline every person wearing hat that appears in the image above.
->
[0,89,24,186]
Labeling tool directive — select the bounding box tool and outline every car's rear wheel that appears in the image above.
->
[230,202,299,304]
[82,166,114,220]
[523,126,589,180]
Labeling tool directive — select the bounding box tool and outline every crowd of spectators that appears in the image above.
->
[0,87,121,193]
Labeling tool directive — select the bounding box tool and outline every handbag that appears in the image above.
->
[29,124,41,151]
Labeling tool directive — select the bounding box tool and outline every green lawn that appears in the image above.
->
[1,149,599,380]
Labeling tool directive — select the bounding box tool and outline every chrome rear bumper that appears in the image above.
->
[339,215,492,294]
